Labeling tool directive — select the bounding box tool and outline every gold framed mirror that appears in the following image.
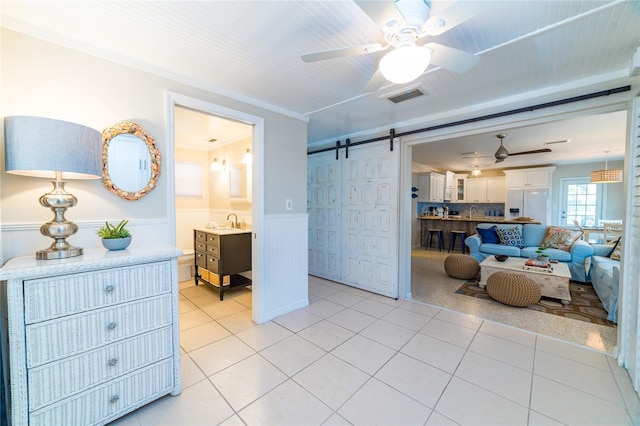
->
[102,121,161,201]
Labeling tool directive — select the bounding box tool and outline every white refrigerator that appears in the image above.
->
[506,189,549,225]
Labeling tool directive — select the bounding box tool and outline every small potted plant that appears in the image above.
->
[536,245,550,263]
[97,219,132,250]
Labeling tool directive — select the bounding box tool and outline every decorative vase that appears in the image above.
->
[102,237,132,251]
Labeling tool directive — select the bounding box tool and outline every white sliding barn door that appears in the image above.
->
[307,151,342,280]
[342,142,399,297]
[307,141,399,298]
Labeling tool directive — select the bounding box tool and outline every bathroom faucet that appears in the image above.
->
[226,213,239,228]
[469,205,479,219]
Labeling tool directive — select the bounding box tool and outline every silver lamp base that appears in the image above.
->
[37,176,84,260]
[37,245,83,260]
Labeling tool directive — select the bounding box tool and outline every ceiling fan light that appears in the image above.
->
[379,45,431,84]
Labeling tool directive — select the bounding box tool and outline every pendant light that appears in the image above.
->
[590,151,622,183]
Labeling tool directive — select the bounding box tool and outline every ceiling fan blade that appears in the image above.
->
[424,42,480,74]
[354,0,405,33]
[509,148,553,156]
[423,1,493,36]
[301,43,386,63]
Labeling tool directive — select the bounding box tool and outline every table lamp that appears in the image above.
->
[4,116,102,259]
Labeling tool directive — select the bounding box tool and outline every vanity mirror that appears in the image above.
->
[229,163,250,202]
[102,121,161,201]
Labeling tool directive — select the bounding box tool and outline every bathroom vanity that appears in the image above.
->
[193,227,252,300]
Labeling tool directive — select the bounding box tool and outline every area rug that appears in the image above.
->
[456,280,616,328]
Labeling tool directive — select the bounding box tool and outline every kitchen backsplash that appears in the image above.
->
[418,202,506,217]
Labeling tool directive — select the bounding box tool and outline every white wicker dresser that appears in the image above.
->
[0,245,182,426]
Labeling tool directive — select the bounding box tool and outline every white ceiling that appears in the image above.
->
[174,106,252,152]
[2,1,638,170]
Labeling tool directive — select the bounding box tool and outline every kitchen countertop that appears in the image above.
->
[417,215,541,224]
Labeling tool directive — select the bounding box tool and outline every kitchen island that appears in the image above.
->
[418,216,541,249]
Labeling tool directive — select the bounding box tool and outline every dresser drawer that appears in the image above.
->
[29,359,174,426]
[206,256,219,274]
[206,233,220,245]
[24,261,172,324]
[28,327,173,411]
[206,243,219,256]
[195,251,207,268]
[195,241,206,252]
[195,230,207,242]
[26,295,172,368]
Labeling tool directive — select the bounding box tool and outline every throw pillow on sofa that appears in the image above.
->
[541,226,583,252]
[610,237,622,260]
[476,226,500,244]
[495,226,525,248]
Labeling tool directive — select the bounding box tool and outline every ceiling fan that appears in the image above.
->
[493,134,552,163]
[301,0,486,85]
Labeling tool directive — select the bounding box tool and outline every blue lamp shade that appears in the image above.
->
[4,116,102,179]
[3,116,102,260]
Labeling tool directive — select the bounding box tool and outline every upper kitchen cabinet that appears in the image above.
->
[418,172,445,202]
[452,173,467,203]
[504,167,556,189]
[444,171,455,201]
[465,177,506,203]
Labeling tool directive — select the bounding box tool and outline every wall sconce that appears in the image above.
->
[4,116,102,259]
[210,158,221,171]
[590,151,622,183]
[242,148,252,164]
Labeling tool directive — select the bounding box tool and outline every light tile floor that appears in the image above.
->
[112,276,640,426]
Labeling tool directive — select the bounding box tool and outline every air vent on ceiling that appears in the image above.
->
[386,88,426,104]
[544,139,569,145]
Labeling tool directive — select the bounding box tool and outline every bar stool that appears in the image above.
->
[448,230,467,253]
[427,228,444,251]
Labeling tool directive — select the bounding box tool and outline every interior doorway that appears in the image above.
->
[165,91,267,323]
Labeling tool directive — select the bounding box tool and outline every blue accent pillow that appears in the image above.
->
[495,226,525,248]
[476,226,500,244]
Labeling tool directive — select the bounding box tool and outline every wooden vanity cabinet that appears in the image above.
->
[194,229,252,300]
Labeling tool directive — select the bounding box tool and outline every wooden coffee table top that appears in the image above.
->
[480,256,571,279]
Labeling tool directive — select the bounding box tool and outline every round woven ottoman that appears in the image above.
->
[444,254,480,280]
[486,271,541,307]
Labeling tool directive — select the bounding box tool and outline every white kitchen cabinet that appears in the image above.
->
[465,177,506,203]
[0,246,182,426]
[418,172,445,202]
[451,173,467,203]
[444,171,455,201]
[504,167,555,189]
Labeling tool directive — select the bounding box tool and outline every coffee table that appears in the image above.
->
[478,256,572,304]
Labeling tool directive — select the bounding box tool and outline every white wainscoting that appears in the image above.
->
[1,218,170,263]
[175,209,210,252]
[256,214,308,322]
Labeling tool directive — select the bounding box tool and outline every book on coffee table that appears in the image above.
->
[523,258,553,272]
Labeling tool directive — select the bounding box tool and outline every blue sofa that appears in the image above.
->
[465,223,594,283]
[589,244,620,323]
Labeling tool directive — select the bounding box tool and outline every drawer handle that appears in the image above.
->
[107,357,118,367]
[109,394,120,404]
[107,322,117,331]
[105,285,115,294]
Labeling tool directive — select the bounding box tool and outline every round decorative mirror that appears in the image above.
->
[102,121,161,201]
